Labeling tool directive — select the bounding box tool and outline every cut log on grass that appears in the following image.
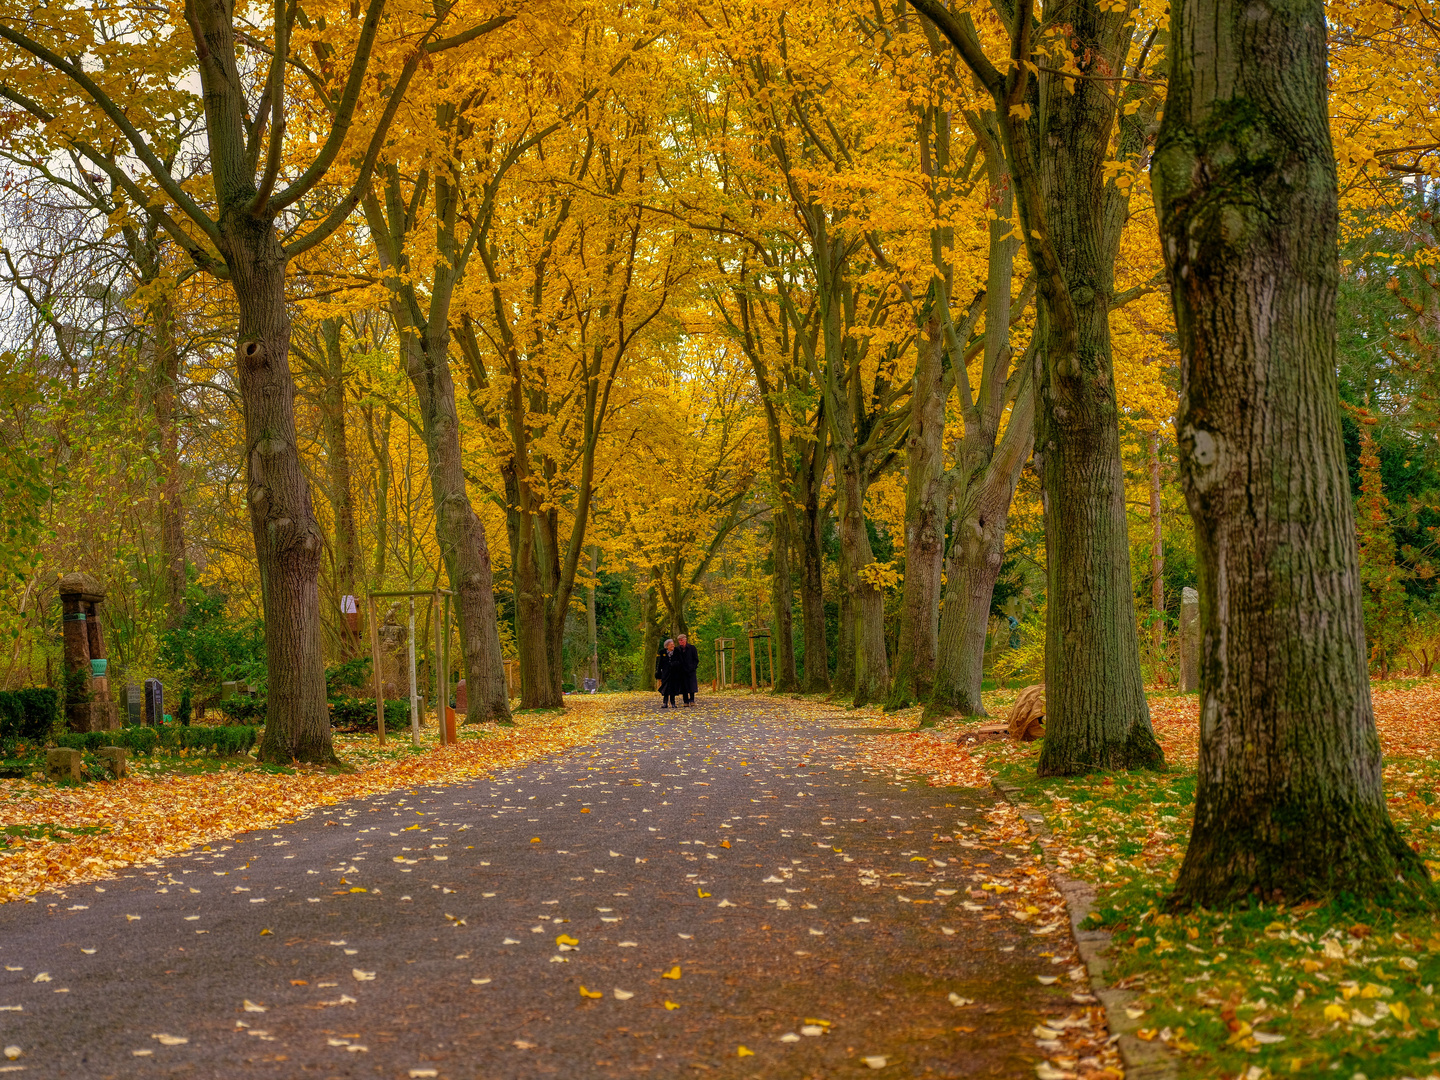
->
[1007,685,1045,742]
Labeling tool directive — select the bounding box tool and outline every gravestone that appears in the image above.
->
[1179,587,1200,693]
[583,677,598,693]
[144,678,164,726]
[126,683,143,726]
[454,679,467,711]
[45,748,82,782]
[96,746,129,779]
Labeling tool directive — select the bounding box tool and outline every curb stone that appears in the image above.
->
[992,780,1179,1080]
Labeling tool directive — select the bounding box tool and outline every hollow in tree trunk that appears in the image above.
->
[1153,0,1429,904]
[225,213,334,765]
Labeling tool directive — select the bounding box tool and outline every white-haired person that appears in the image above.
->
[654,638,680,708]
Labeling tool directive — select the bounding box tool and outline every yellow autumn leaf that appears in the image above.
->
[555,934,579,947]
[664,1000,680,1010]
[697,888,711,897]
[579,986,602,999]
[662,966,681,979]
[1323,1003,1348,1021]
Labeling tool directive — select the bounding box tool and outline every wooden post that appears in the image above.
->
[369,594,386,746]
[749,634,757,690]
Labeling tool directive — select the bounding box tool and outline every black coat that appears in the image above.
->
[655,648,681,694]
[675,642,699,695]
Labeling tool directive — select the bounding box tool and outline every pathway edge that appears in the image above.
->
[992,780,1179,1080]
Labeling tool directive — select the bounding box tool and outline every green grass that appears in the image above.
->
[972,742,1440,1079]
[2,822,110,843]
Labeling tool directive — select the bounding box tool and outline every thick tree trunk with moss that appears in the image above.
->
[1033,297,1161,774]
[1153,0,1429,904]
[887,318,945,710]
[1027,13,1162,776]
[224,214,334,765]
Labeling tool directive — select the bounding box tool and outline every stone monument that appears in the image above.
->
[144,678,164,726]
[58,572,119,732]
[126,683,143,726]
[1179,586,1200,693]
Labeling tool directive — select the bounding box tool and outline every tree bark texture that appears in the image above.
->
[834,451,887,704]
[404,327,511,723]
[1025,9,1163,776]
[1148,429,1164,652]
[223,214,334,764]
[1153,0,1429,903]
[797,490,830,692]
[317,319,363,660]
[924,114,1035,723]
[887,315,946,710]
[769,499,800,692]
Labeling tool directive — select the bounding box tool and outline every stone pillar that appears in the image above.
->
[59,572,118,732]
[1179,586,1200,693]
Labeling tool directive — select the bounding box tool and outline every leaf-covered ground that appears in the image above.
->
[0,701,614,903]
[0,693,1113,1078]
[854,679,1440,1080]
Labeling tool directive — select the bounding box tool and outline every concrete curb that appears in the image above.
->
[994,781,1178,1080]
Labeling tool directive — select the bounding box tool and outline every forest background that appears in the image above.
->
[0,0,1436,720]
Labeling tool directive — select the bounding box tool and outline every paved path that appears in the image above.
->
[0,697,1093,1078]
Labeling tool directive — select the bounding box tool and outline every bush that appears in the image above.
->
[329,697,409,733]
[177,687,192,727]
[0,687,60,743]
[55,724,259,757]
[216,696,266,724]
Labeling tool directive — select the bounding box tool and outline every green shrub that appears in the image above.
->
[329,697,408,733]
[177,687,192,727]
[0,687,59,742]
[217,696,266,723]
[55,724,259,757]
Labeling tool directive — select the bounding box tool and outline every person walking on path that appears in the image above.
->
[655,639,680,708]
[676,633,699,706]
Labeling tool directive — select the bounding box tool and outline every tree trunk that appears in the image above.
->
[1153,0,1429,904]
[224,214,334,765]
[586,545,600,685]
[769,502,799,692]
[1034,299,1162,774]
[835,451,887,704]
[834,581,854,697]
[887,315,946,710]
[638,569,661,691]
[1027,14,1164,776]
[318,319,363,660]
[405,329,512,724]
[926,438,1029,722]
[364,405,391,587]
[1148,429,1164,653]
[151,288,187,629]
[797,478,830,693]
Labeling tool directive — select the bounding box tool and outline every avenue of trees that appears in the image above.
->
[1,0,1436,903]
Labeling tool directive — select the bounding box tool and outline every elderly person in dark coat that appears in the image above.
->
[655,638,680,708]
[676,633,699,705]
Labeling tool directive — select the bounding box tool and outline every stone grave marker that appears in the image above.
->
[144,678,164,726]
[127,683,143,726]
[1179,587,1200,692]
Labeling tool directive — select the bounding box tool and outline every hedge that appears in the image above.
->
[329,698,409,733]
[56,725,259,757]
[0,688,60,743]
